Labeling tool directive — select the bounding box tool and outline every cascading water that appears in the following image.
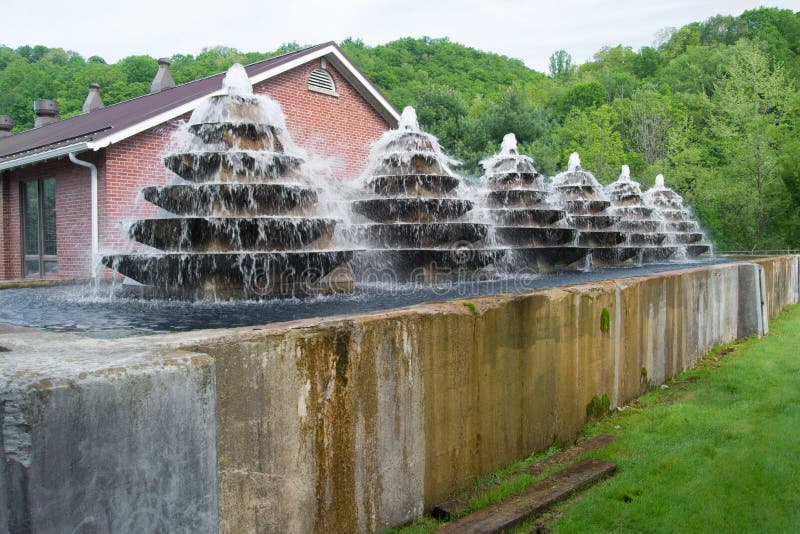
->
[550,153,626,264]
[101,64,353,298]
[100,83,714,301]
[643,174,712,258]
[480,134,587,272]
[347,106,502,281]
[597,165,671,265]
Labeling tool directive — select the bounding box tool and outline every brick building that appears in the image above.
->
[0,42,398,281]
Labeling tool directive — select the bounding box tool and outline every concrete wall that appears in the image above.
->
[164,256,797,533]
[0,257,797,532]
[0,332,219,533]
[755,255,800,318]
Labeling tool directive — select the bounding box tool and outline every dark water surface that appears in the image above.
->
[0,258,735,339]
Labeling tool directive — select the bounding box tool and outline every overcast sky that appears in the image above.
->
[3,0,799,72]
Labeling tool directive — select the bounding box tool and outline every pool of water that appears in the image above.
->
[0,258,735,338]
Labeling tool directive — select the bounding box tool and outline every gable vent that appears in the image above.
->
[308,68,338,97]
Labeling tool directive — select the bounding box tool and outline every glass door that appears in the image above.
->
[21,178,57,277]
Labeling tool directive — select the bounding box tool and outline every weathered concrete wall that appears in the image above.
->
[0,257,797,532]
[161,256,798,532]
[0,331,219,533]
[201,319,425,534]
[754,255,800,318]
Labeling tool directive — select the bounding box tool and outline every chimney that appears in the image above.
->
[82,82,104,113]
[0,115,13,137]
[150,58,176,93]
[33,99,59,128]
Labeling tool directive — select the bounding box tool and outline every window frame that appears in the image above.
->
[20,177,58,278]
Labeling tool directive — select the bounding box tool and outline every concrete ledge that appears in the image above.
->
[0,344,218,533]
[0,279,82,291]
[143,256,797,533]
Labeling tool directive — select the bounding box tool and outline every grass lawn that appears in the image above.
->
[552,303,800,533]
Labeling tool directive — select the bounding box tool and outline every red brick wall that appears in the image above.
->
[102,122,181,252]
[257,61,390,179]
[2,156,95,280]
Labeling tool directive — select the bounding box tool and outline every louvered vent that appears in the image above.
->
[308,68,338,96]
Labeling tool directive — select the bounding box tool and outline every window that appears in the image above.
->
[21,178,57,277]
[308,68,338,97]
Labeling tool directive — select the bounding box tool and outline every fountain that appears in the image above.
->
[596,165,671,265]
[102,64,353,298]
[550,153,625,266]
[348,106,501,281]
[643,174,712,258]
[480,134,586,272]
[97,74,715,300]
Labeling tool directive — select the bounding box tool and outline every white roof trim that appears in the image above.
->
[0,142,90,171]
[93,44,399,151]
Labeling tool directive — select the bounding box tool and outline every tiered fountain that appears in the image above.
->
[349,106,500,281]
[550,153,626,265]
[644,174,711,258]
[102,64,352,298]
[597,165,670,265]
[480,134,586,272]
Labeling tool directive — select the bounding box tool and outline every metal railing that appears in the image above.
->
[716,249,800,255]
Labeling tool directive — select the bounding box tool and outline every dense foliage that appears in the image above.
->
[1,7,798,250]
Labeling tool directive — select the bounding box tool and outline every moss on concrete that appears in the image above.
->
[600,308,610,333]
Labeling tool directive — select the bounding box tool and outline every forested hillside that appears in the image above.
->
[1,7,798,250]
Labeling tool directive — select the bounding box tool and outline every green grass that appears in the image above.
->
[381,517,443,534]
[383,445,562,533]
[552,303,800,533]
[465,444,563,514]
[462,301,478,314]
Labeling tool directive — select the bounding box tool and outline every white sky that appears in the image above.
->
[3,0,799,72]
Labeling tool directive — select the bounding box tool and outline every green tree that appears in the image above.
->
[556,81,606,117]
[709,39,794,247]
[616,90,678,165]
[415,85,468,156]
[557,105,627,183]
[548,50,573,78]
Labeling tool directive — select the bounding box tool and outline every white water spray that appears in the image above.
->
[398,106,420,131]
[500,133,518,155]
[568,152,581,172]
[222,63,253,95]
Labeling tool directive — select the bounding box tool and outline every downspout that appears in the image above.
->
[68,152,99,261]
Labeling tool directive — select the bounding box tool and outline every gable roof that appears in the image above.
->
[0,42,400,171]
